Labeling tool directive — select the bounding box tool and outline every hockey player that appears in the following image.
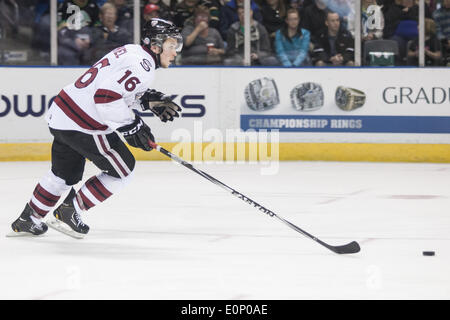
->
[9,18,183,238]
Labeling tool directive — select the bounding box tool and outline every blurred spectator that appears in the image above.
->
[312,11,354,66]
[143,3,161,22]
[362,0,384,41]
[224,6,279,65]
[380,0,403,39]
[58,26,92,65]
[302,0,314,8]
[434,0,450,40]
[288,0,307,14]
[433,0,450,66]
[58,0,101,30]
[180,4,225,64]
[146,0,173,21]
[169,0,178,11]
[400,0,432,18]
[173,0,199,27]
[300,0,328,40]
[391,0,425,63]
[182,0,222,29]
[0,0,19,37]
[111,0,133,35]
[113,0,132,23]
[328,0,353,31]
[288,0,309,25]
[427,0,438,12]
[219,0,263,40]
[261,0,287,42]
[57,0,99,64]
[328,0,351,16]
[33,0,61,24]
[407,18,442,65]
[195,0,222,30]
[275,8,311,66]
[32,0,58,56]
[85,2,132,64]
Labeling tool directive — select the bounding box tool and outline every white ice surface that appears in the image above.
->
[1,160,449,299]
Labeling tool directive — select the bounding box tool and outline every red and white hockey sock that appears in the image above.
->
[29,170,71,218]
[73,172,133,212]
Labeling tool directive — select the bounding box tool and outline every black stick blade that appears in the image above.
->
[328,241,361,254]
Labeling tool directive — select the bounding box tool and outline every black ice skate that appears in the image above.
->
[8,203,48,237]
[47,188,89,239]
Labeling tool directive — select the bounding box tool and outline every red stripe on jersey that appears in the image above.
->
[78,190,94,210]
[54,90,108,131]
[94,89,123,104]
[98,136,129,177]
[29,200,48,217]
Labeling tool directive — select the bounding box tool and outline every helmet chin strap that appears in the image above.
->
[151,48,162,68]
[143,37,162,68]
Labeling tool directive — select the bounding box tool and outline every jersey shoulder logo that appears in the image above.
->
[140,59,152,72]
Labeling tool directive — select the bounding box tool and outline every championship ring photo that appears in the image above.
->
[335,86,366,111]
[290,82,324,111]
[244,77,280,111]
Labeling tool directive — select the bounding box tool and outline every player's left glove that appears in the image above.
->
[140,89,182,123]
[117,115,155,151]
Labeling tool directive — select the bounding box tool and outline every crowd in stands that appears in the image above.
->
[1,0,449,66]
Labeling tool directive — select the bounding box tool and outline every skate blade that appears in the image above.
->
[6,231,45,238]
[46,218,85,239]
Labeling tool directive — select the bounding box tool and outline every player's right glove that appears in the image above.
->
[140,89,182,123]
[117,115,155,151]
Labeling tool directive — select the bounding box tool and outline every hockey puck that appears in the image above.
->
[422,251,435,256]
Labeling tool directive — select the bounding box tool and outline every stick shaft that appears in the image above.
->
[150,142,360,254]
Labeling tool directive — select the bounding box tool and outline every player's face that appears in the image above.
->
[160,38,178,68]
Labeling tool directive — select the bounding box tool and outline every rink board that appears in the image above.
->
[1,142,450,163]
[0,66,449,161]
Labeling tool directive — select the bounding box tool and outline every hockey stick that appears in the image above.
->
[149,141,360,255]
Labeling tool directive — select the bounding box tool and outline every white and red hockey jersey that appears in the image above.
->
[46,44,157,134]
